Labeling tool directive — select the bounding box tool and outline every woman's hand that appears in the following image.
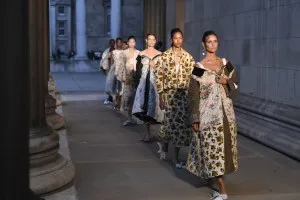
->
[149,61,155,69]
[192,123,199,132]
[130,63,135,71]
[125,79,132,85]
[216,75,228,85]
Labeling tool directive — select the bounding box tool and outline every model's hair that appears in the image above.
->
[116,37,123,42]
[146,33,156,39]
[170,28,183,39]
[155,41,162,50]
[127,35,136,41]
[202,30,218,43]
[109,39,115,44]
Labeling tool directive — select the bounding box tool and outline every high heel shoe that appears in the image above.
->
[210,191,228,200]
[159,151,166,160]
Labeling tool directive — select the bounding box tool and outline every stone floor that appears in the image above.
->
[49,69,300,200]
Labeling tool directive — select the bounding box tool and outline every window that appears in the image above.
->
[58,6,65,14]
[103,0,111,36]
[58,21,65,36]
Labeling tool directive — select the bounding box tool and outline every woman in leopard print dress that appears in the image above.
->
[155,28,195,168]
[186,31,238,200]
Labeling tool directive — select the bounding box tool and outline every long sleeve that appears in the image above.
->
[100,49,109,70]
[224,61,238,99]
[116,51,126,82]
[155,56,164,94]
[187,78,200,125]
[227,70,238,99]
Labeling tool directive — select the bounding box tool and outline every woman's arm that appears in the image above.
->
[187,78,200,130]
[154,56,164,94]
[154,56,166,109]
[226,69,238,99]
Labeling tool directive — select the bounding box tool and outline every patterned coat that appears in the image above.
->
[186,58,238,179]
[119,49,140,111]
[155,48,195,146]
[132,54,164,123]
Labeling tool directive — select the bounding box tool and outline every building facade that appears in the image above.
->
[49,0,144,58]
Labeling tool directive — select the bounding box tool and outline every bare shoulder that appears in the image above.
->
[139,50,146,55]
[199,58,206,65]
[155,50,162,55]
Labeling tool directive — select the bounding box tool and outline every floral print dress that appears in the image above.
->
[186,58,238,179]
[118,49,140,111]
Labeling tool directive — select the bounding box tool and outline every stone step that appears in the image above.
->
[234,93,300,128]
[236,107,300,161]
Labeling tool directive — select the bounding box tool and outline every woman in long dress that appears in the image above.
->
[100,39,115,104]
[155,28,195,168]
[132,33,163,142]
[186,31,238,200]
[117,36,140,125]
[105,37,123,110]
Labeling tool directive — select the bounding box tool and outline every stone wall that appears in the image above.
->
[85,0,144,51]
[182,0,300,160]
[185,0,300,107]
[86,0,109,51]
[121,0,144,49]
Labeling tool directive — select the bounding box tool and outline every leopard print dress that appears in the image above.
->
[155,48,195,146]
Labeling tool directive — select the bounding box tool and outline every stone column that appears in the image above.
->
[3,0,30,198]
[28,0,74,195]
[143,0,166,49]
[75,0,87,59]
[111,0,121,39]
[175,0,185,33]
[49,0,56,56]
[165,0,176,48]
[45,0,65,130]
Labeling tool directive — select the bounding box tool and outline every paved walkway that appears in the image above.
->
[53,70,300,200]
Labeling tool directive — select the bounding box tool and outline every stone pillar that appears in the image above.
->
[175,0,185,33]
[45,0,65,130]
[75,0,87,59]
[49,0,56,56]
[165,0,176,48]
[28,0,74,195]
[143,0,166,49]
[111,0,121,39]
[3,0,30,198]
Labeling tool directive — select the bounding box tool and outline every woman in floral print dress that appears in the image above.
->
[155,28,195,168]
[186,31,238,200]
[117,36,140,126]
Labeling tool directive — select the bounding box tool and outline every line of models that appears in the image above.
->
[100,28,239,200]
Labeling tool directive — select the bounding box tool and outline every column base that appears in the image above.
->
[47,113,66,130]
[30,155,75,195]
[46,94,66,130]
[30,126,75,195]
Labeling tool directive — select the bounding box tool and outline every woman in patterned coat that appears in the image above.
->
[132,33,163,143]
[117,36,140,126]
[186,31,238,200]
[155,28,195,168]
